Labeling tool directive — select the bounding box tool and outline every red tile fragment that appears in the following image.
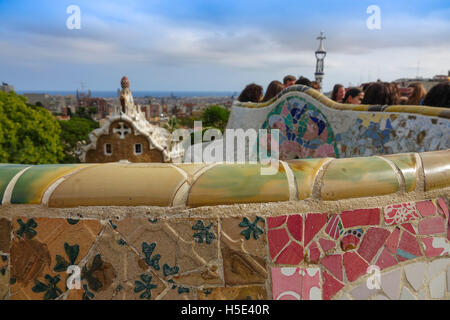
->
[325,215,343,240]
[418,216,446,235]
[340,208,380,228]
[321,254,343,281]
[396,231,423,261]
[343,252,369,282]
[275,242,304,265]
[319,238,336,252]
[267,216,287,229]
[306,241,321,263]
[322,271,344,300]
[385,227,401,254]
[437,198,448,219]
[304,213,327,246]
[375,247,398,270]
[357,227,390,263]
[400,223,416,235]
[287,215,303,242]
[415,200,436,217]
[268,228,290,260]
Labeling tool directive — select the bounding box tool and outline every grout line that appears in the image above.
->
[280,161,298,201]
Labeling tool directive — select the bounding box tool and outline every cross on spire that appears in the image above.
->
[113,122,131,139]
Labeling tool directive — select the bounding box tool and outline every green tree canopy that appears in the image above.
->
[201,105,230,131]
[0,91,65,164]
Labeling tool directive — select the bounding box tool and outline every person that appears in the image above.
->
[283,75,296,88]
[311,81,321,91]
[343,88,364,104]
[238,83,263,103]
[331,84,345,103]
[387,82,400,105]
[295,76,312,87]
[262,80,284,102]
[422,82,450,108]
[362,82,389,105]
[406,83,427,105]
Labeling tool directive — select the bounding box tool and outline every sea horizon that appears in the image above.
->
[16,90,239,98]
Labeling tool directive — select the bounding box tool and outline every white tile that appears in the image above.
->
[417,288,427,300]
[350,282,378,300]
[404,262,426,291]
[430,272,445,299]
[400,287,416,300]
[427,258,450,280]
[381,268,401,300]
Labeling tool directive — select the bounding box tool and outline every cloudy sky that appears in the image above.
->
[1,0,449,92]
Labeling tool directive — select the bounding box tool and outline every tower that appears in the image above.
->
[314,31,327,92]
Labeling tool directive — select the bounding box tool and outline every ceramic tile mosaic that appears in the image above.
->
[357,227,390,263]
[382,153,418,192]
[420,150,450,191]
[0,218,11,253]
[0,164,29,204]
[287,158,330,199]
[198,286,267,300]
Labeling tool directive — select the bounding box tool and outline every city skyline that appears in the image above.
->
[1,0,449,92]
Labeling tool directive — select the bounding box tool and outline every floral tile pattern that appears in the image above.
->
[384,203,420,225]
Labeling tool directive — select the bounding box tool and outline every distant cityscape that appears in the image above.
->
[1,70,449,128]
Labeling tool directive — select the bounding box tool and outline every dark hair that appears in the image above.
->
[295,76,312,87]
[422,82,450,108]
[343,88,362,103]
[283,75,296,85]
[331,84,344,102]
[262,80,284,102]
[362,82,391,105]
[238,83,263,103]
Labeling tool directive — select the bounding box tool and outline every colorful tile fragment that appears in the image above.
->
[325,215,343,240]
[384,203,420,225]
[271,267,301,300]
[340,229,363,251]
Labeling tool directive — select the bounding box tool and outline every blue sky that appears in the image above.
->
[0,0,449,92]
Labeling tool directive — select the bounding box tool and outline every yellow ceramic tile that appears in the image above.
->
[382,153,418,192]
[48,163,186,207]
[287,158,331,199]
[173,163,209,178]
[11,164,89,204]
[420,150,450,191]
[187,164,289,207]
[321,157,399,200]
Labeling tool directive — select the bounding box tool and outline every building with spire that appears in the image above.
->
[314,32,327,92]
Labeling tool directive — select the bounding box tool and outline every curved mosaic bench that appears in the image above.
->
[221,85,450,160]
[0,150,449,300]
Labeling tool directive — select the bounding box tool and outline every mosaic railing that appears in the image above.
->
[0,149,449,300]
[222,85,450,160]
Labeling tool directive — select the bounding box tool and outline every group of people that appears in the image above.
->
[238,75,450,108]
[238,75,321,103]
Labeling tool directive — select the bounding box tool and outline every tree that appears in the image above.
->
[0,91,65,164]
[58,117,99,163]
[201,105,230,132]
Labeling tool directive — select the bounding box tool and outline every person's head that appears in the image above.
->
[407,83,427,105]
[362,82,390,105]
[311,81,321,90]
[343,88,364,104]
[283,75,296,88]
[387,82,400,105]
[331,84,345,103]
[422,82,450,108]
[295,76,312,87]
[262,80,284,102]
[238,83,263,103]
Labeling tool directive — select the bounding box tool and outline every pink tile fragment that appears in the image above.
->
[423,237,450,257]
[357,227,390,263]
[268,228,290,260]
[385,227,401,254]
[322,271,344,300]
[287,215,303,242]
[415,200,436,217]
[384,203,420,225]
[319,238,336,252]
[397,231,423,261]
[418,216,446,235]
[267,216,287,229]
[271,267,302,300]
[325,215,343,240]
[401,223,416,235]
[341,208,380,228]
[275,242,304,265]
[321,254,343,281]
[375,247,398,270]
[343,252,369,282]
[301,268,321,300]
[304,213,327,246]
